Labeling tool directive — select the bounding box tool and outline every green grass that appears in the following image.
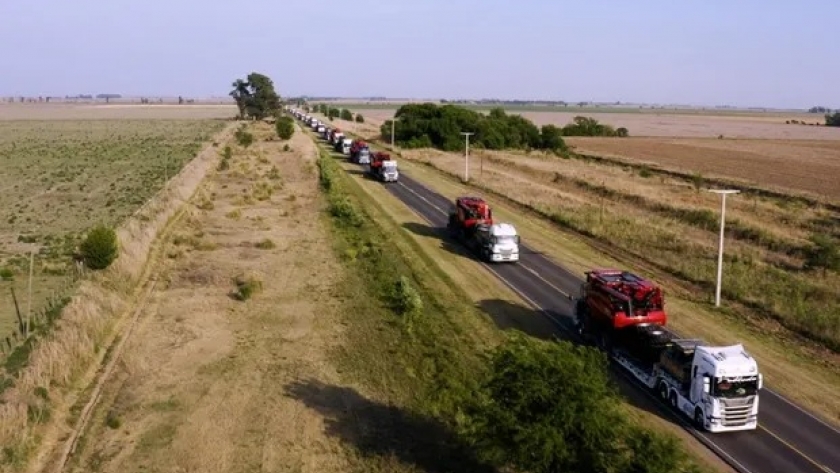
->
[0,119,225,337]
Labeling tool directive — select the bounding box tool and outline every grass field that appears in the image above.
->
[0,113,226,343]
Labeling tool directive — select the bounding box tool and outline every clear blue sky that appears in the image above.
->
[1,0,837,109]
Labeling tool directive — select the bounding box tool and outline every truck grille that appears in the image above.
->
[719,396,755,426]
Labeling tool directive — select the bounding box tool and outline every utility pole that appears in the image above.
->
[26,249,34,335]
[460,132,474,182]
[707,189,740,307]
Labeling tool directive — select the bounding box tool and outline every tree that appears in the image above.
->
[540,124,566,151]
[355,114,365,123]
[79,224,118,270]
[340,109,353,121]
[459,332,696,473]
[826,112,840,127]
[229,79,249,118]
[616,127,629,137]
[328,107,341,120]
[228,73,282,120]
[805,234,840,273]
[275,116,295,140]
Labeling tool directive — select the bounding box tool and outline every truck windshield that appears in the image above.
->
[494,235,518,245]
[714,378,758,397]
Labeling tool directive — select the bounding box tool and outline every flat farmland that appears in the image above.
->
[0,103,237,121]
[0,112,226,337]
[341,106,840,199]
[565,137,840,201]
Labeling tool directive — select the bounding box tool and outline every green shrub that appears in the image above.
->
[393,276,423,316]
[340,109,353,121]
[234,127,254,148]
[231,272,262,301]
[355,114,365,123]
[79,224,118,270]
[275,116,295,140]
[0,267,14,281]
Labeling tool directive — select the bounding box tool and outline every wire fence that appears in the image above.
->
[0,262,85,360]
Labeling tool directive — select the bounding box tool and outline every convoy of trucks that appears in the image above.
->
[285,106,763,433]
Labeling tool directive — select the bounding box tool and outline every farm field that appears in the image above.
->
[340,106,840,201]
[385,145,840,425]
[0,103,236,121]
[565,137,840,201]
[0,113,226,341]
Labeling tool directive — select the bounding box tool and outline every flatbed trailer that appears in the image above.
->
[575,270,761,433]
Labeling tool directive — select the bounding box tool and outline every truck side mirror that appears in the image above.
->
[702,376,710,394]
[758,374,763,390]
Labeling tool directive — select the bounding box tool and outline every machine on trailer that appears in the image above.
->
[446,196,519,263]
[575,269,761,432]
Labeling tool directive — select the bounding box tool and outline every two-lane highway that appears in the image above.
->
[308,123,840,473]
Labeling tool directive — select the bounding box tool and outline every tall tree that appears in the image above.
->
[230,79,249,118]
[229,73,282,120]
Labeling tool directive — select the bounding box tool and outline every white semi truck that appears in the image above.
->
[575,269,761,432]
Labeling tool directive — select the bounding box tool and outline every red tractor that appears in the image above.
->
[575,269,668,350]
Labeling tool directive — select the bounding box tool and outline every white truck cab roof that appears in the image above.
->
[488,223,518,237]
[342,138,353,145]
[697,344,759,379]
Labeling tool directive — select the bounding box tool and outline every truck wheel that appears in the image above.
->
[658,382,668,401]
[694,408,705,429]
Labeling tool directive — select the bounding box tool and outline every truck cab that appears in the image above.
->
[656,340,761,432]
[357,147,371,164]
[341,138,352,155]
[475,223,520,262]
[381,160,399,182]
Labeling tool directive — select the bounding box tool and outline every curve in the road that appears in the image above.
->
[304,120,840,473]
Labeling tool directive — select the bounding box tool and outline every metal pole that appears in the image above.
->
[26,249,34,335]
[715,194,726,307]
[460,132,474,182]
[708,189,738,307]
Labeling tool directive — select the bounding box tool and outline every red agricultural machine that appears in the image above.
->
[575,268,668,352]
[367,151,399,182]
[350,140,371,164]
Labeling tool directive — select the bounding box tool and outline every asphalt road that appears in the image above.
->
[307,123,840,473]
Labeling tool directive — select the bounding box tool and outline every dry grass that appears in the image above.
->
[0,121,235,473]
[0,103,237,121]
[58,123,364,472]
[0,119,227,336]
[392,151,840,427]
[566,137,840,201]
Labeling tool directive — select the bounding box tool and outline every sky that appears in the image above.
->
[0,0,838,109]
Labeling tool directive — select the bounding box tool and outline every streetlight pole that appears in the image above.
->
[708,189,740,307]
[460,132,474,182]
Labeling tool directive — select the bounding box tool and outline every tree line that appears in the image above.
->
[378,103,628,154]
